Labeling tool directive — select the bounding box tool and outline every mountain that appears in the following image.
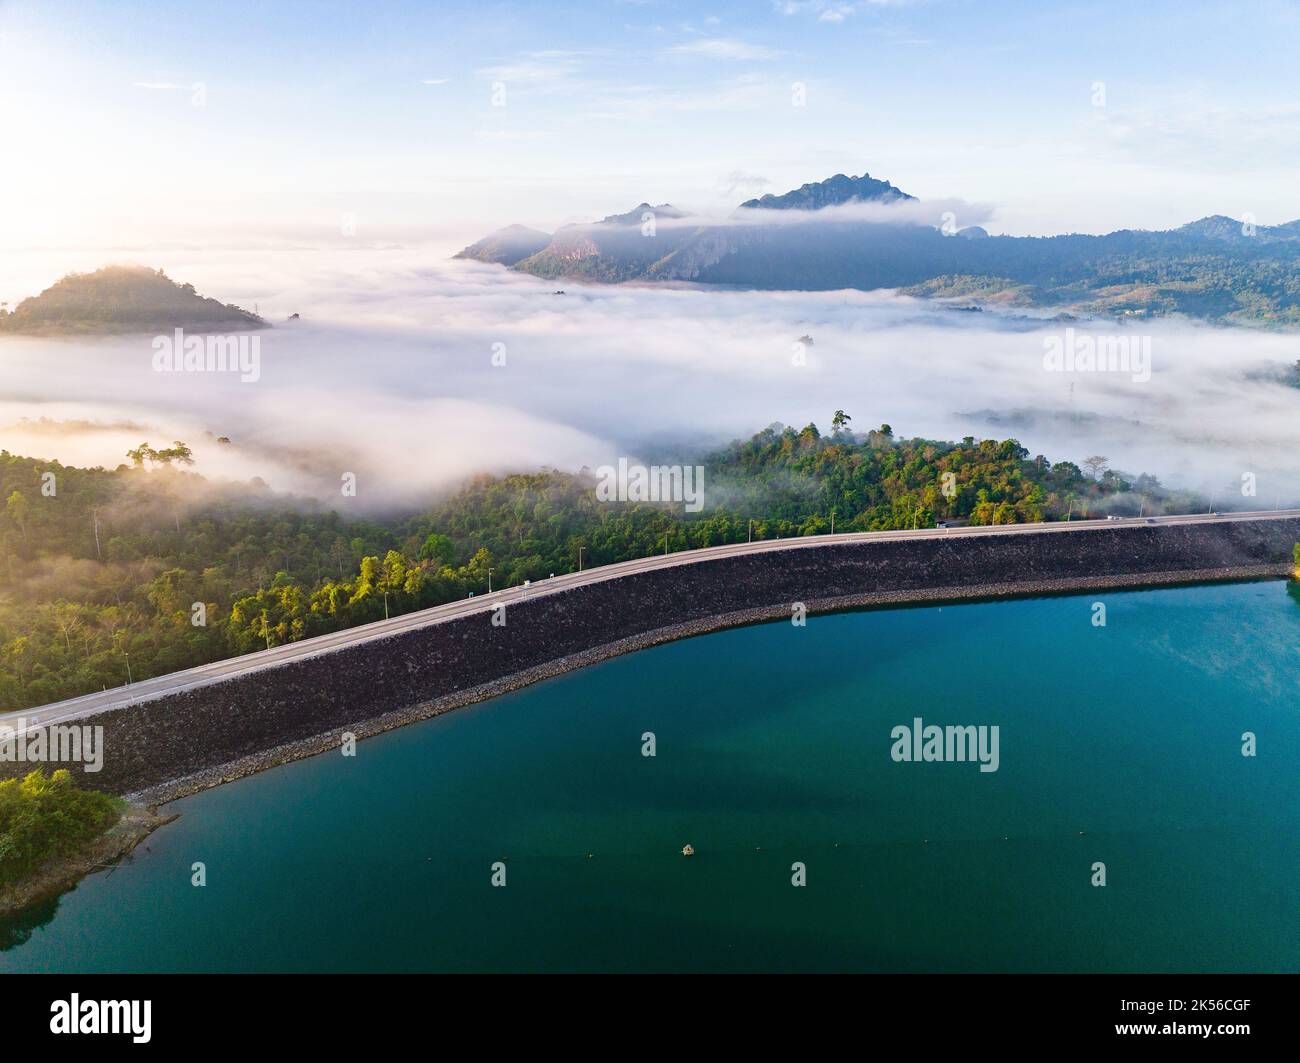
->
[478,176,918,284]
[0,265,265,335]
[511,203,703,282]
[1176,215,1300,244]
[453,224,552,266]
[739,172,913,210]
[458,173,1300,326]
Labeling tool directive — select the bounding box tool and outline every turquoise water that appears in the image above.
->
[2,581,1297,972]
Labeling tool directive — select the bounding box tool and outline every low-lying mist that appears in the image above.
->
[2,246,1298,512]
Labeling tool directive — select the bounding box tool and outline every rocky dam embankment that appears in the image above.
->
[3,517,1297,800]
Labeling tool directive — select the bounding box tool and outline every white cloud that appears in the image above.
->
[1087,95,1300,173]
[662,38,782,61]
[776,0,912,18]
[475,129,548,140]
[579,73,776,119]
[618,196,995,230]
[4,247,1299,510]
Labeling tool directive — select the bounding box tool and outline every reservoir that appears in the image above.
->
[2,581,1297,972]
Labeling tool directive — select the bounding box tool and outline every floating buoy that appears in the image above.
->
[681,844,695,857]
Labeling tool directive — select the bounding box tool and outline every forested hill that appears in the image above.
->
[0,266,264,335]
[0,423,1190,708]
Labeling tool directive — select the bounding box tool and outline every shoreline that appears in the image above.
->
[3,565,1286,918]
[132,564,1288,807]
[0,803,177,921]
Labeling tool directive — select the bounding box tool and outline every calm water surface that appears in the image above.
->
[2,581,1297,972]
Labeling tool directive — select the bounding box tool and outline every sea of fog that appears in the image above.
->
[2,246,1299,510]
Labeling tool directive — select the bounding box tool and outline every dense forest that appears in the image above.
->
[0,421,1195,709]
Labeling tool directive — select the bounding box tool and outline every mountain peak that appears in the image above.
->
[597,203,690,225]
[1177,214,1300,243]
[1178,215,1246,239]
[739,173,915,211]
[453,224,552,266]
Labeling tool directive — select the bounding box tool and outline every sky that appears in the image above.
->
[2,0,1300,252]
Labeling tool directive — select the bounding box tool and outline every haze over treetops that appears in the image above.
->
[0,421,1189,709]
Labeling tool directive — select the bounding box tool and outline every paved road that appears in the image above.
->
[5,509,1298,730]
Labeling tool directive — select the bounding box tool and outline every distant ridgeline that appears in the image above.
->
[0,422,1201,709]
[457,172,1300,326]
[0,265,265,335]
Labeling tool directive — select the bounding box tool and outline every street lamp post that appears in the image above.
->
[578,547,585,572]
[488,567,493,593]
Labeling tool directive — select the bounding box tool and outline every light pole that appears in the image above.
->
[488,567,493,593]
[748,519,753,543]
[664,532,669,556]
[578,547,585,572]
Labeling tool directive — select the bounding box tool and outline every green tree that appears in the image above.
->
[0,769,122,888]
[4,489,28,543]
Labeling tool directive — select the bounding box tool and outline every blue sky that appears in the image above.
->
[3,0,1299,248]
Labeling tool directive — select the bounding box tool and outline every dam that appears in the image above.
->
[2,511,1298,798]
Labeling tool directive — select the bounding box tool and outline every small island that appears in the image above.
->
[0,264,265,335]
